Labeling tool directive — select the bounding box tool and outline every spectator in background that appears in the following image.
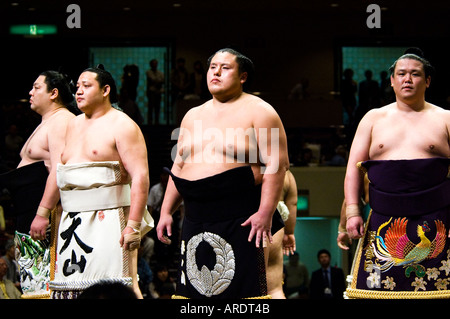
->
[186,60,209,101]
[356,70,380,124]
[1,239,19,289]
[149,265,175,299]
[0,257,22,299]
[341,68,357,128]
[284,252,309,298]
[309,249,345,299]
[146,59,164,125]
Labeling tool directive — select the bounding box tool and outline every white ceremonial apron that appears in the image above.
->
[50,161,153,296]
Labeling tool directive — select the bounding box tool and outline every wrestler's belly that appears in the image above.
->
[177,162,262,184]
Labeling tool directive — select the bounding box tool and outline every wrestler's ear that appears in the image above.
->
[240,72,248,85]
[102,85,111,98]
[425,75,431,88]
[50,88,59,101]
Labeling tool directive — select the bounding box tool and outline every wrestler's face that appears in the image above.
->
[207,52,247,100]
[29,75,54,113]
[391,58,430,102]
[76,71,110,112]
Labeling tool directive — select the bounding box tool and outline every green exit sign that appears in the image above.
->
[10,24,57,35]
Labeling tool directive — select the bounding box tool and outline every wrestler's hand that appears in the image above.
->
[282,234,296,256]
[30,215,49,241]
[241,212,273,248]
[30,206,51,241]
[337,231,352,250]
[156,214,173,245]
[346,216,364,239]
[120,220,141,251]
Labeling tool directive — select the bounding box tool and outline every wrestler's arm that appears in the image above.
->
[157,162,184,244]
[283,170,297,255]
[116,116,150,250]
[444,109,450,152]
[344,111,372,238]
[337,199,351,250]
[30,114,73,240]
[242,104,289,248]
[156,126,186,244]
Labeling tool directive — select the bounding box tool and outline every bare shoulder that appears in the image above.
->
[359,103,393,124]
[60,108,77,119]
[47,109,76,130]
[369,103,393,116]
[48,108,75,122]
[244,94,282,128]
[183,103,204,118]
[180,100,210,125]
[70,113,85,127]
[429,103,450,116]
[245,93,277,113]
[112,108,142,132]
[428,104,450,131]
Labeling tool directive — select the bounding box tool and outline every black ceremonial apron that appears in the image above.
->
[0,161,48,233]
[167,165,283,299]
[347,158,450,299]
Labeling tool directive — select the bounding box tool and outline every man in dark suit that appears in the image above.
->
[309,249,345,299]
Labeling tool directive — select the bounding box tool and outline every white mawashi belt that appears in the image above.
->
[59,184,131,212]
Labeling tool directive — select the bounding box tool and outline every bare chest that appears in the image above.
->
[62,120,119,163]
[178,116,257,164]
[19,124,49,164]
[370,116,450,159]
